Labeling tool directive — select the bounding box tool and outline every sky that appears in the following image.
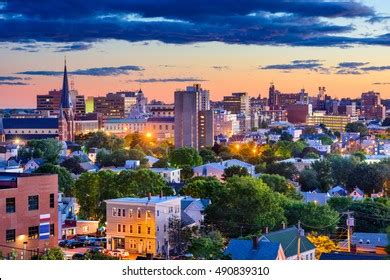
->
[0,0,390,108]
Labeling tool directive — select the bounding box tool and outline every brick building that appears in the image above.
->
[0,173,58,259]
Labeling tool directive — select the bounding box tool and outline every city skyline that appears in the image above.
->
[1,0,390,108]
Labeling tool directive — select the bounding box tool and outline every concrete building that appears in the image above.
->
[361,91,386,120]
[223,92,250,115]
[174,84,211,150]
[0,173,58,259]
[307,111,358,131]
[286,103,312,124]
[105,196,182,257]
[213,109,240,137]
[74,113,101,135]
[146,117,175,141]
[94,93,125,119]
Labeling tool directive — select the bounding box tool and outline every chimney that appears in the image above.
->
[159,191,163,198]
[147,192,151,201]
[265,227,269,234]
[282,222,286,229]
[252,236,259,250]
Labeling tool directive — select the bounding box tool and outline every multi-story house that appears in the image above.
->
[0,173,58,259]
[105,196,182,257]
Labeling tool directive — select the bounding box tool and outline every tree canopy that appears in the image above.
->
[34,163,74,196]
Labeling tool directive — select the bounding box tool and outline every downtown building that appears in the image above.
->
[0,173,58,259]
[361,91,386,120]
[174,84,214,150]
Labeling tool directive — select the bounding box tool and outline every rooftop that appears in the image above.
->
[105,195,181,205]
[225,239,281,260]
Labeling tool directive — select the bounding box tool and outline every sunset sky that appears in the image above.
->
[0,0,390,108]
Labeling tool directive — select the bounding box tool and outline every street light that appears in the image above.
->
[146,132,152,138]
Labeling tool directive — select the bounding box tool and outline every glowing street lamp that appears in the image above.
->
[146,132,152,138]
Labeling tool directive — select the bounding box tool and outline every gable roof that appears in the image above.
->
[225,239,282,260]
[261,226,315,258]
[351,232,388,247]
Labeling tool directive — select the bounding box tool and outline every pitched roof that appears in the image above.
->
[261,226,315,258]
[351,232,389,247]
[320,252,389,260]
[225,239,281,260]
[181,211,196,227]
[2,118,58,129]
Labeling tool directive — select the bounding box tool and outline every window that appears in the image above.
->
[130,225,133,233]
[129,209,133,217]
[49,193,55,208]
[169,207,173,213]
[6,198,15,213]
[117,224,121,232]
[118,209,121,217]
[6,229,15,243]
[137,225,141,234]
[137,209,141,218]
[164,224,167,232]
[146,210,151,218]
[112,208,117,217]
[122,225,126,232]
[50,224,55,236]
[157,226,159,232]
[28,195,39,211]
[147,227,151,235]
[28,226,39,239]
[122,209,126,217]
[156,210,159,217]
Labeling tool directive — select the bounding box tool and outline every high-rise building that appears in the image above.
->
[268,83,280,108]
[307,112,358,131]
[223,92,250,115]
[361,91,386,120]
[94,93,125,119]
[74,95,86,116]
[174,84,211,150]
[36,90,62,113]
[198,110,214,149]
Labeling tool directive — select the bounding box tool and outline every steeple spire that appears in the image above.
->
[61,57,71,108]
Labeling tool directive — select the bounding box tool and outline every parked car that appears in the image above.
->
[108,249,129,258]
[93,237,107,247]
[58,240,69,247]
[72,253,85,260]
[65,239,85,249]
[84,238,97,246]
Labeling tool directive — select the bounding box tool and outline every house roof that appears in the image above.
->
[329,185,348,196]
[105,195,181,205]
[351,232,389,247]
[79,162,98,171]
[2,118,58,129]
[320,252,389,260]
[261,226,315,258]
[225,239,281,260]
[181,211,196,227]
[350,187,364,196]
[301,192,330,205]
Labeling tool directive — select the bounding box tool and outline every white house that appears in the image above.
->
[193,159,256,180]
[306,139,331,154]
[125,160,140,169]
[149,168,181,183]
[0,144,19,161]
[23,158,45,172]
[349,187,365,200]
[181,197,210,228]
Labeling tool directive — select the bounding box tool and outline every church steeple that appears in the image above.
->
[61,57,71,108]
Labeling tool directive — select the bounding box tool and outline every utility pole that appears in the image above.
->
[297,221,303,260]
[343,210,354,252]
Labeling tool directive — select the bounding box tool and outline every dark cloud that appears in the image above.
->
[361,66,390,72]
[260,59,323,70]
[336,69,362,75]
[0,76,23,81]
[337,62,369,68]
[54,43,93,52]
[16,65,144,76]
[212,66,230,71]
[372,82,390,85]
[367,16,390,24]
[0,0,387,48]
[132,77,208,83]
[0,81,29,85]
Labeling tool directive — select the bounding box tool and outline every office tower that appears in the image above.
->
[198,110,214,149]
[36,89,62,113]
[223,92,250,115]
[94,93,125,119]
[74,95,86,116]
[268,83,280,108]
[174,84,211,150]
[361,91,385,120]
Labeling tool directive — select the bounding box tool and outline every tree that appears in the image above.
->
[199,148,218,163]
[260,174,297,196]
[18,138,62,164]
[205,177,285,237]
[180,176,223,200]
[265,162,299,180]
[60,157,84,174]
[346,163,386,194]
[222,165,249,180]
[40,248,64,260]
[304,152,320,159]
[280,131,293,142]
[169,147,202,168]
[74,172,102,220]
[345,122,369,137]
[283,200,339,233]
[311,160,334,192]
[180,164,194,181]
[320,135,334,145]
[96,149,129,167]
[34,163,74,196]
[299,169,320,192]
[152,158,170,168]
[188,231,226,260]
[307,234,337,259]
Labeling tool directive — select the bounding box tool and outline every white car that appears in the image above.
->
[108,249,129,258]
